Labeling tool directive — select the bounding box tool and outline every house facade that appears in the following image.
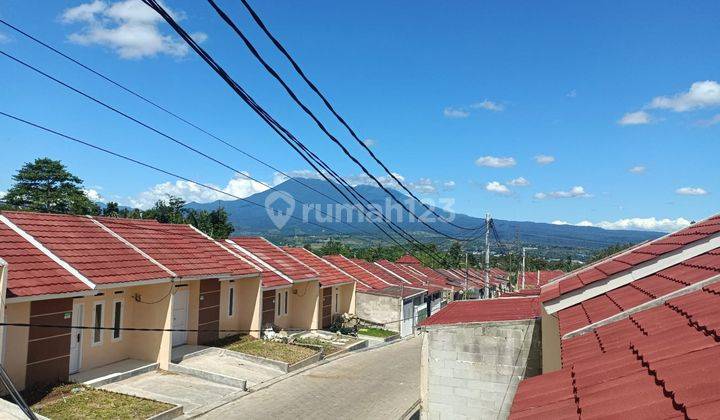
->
[226,237,321,333]
[0,212,263,391]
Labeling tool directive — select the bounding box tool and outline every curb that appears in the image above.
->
[167,363,247,391]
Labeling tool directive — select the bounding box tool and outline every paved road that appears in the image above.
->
[199,337,422,420]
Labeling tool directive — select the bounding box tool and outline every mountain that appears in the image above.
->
[186,178,662,253]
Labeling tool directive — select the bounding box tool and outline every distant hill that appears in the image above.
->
[186,178,662,253]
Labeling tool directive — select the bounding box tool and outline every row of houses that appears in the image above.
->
[418,212,720,418]
[0,211,508,393]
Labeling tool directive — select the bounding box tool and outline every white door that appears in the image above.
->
[401,300,413,337]
[172,289,189,347]
[69,303,83,374]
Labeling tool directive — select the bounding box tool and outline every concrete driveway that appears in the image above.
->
[199,336,422,420]
[100,370,245,415]
[177,350,284,388]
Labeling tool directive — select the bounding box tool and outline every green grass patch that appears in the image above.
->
[213,334,318,364]
[293,337,344,356]
[358,326,397,338]
[31,384,172,420]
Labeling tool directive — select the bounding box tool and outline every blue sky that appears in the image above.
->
[0,0,718,232]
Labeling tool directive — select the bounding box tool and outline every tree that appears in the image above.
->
[185,207,234,240]
[103,202,120,217]
[143,196,186,224]
[445,241,464,268]
[4,158,99,215]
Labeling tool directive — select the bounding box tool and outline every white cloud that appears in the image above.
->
[618,110,651,126]
[0,32,10,44]
[676,187,708,196]
[0,190,6,199]
[443,107,470,118]
[407,178,437,194]
[485,181,511,195]
[649,80,720,112]
[695,114,720,127]
[572,217,691,233]
[363,138,376,147]
[127,172,269,209]
[508,177,529,187]
[475,156,516,168]
[566,89,577,98]
[61,0,207,59]
[471,100,504,112]
[534,186,591,199]
[551,220,569,225]
[629,165,646,174]
[442,180,456,190]
[534,155,555,165]
[83,188,105,203]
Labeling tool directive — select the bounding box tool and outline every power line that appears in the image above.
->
[142,0,474,243]
[232,0,480,232]
[137,0,482,266]
[0,20,432,251]
[0,49,400,240]
[0,111,460,269]
[0,17,377,224]
[0,111,351,237]
[206,0,481,239]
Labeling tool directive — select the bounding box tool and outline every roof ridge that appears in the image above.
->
[186,225,263,274]
[261,238,318,278]
[88,216,177,278]
[0,214,96,290]
[225,239,294,284]
[545,212,720,289]
[374,261,414,285]
[562,272,720,340]
[337,255,393,287]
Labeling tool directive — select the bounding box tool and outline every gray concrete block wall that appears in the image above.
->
[421,319,541,420]
[356,293,400,332]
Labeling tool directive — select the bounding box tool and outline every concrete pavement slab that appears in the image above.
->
[100,370,245,415]
[197,336,422,420]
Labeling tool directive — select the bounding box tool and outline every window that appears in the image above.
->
[112,300,123,341]
[335,289,339,313]
[284,291,289,315]
[92,302,104,345]
[277,292,282,316]
[228,286,235,317]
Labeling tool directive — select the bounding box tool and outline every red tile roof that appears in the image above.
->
[374,260,444,293]
[521,270,564,288]
[0,221,90,298]
[396,254,421,265]
[228,237,317,283]
[542,214,720,302]
[322,256,424,298]
[282,247,355,287]
[512,287,720,418]
[420,297,540,326]
[322,255,388,290]
[556,248,720,337]
[349,258,406,288]
[96,217,252,278]
[4,212,170,285]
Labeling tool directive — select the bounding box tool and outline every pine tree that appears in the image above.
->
[4,158,99,215]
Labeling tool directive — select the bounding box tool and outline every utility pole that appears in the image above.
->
[464,252,469,300]
[521,247,537,290]
[484,213,491,299]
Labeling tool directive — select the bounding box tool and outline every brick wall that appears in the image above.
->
[421,319,541,419]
